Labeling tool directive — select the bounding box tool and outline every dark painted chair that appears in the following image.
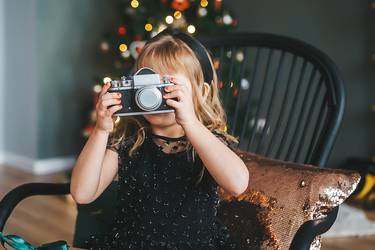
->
[0,32,345,249]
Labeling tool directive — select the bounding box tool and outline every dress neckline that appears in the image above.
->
[150,132,187,142]
[146,130,189,156]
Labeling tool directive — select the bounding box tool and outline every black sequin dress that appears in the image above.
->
[84,129,236,250]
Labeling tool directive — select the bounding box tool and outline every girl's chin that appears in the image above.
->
[143,112,176,126]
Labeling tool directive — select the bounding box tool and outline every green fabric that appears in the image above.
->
[72,181,118,248]
[0,232,69,250]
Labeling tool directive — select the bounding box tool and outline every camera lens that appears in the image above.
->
[135,87,162,111]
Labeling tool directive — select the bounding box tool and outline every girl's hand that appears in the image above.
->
[95,82,122,133]
[163,76,198,128]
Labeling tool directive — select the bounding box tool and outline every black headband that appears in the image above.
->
[147,28,214,84]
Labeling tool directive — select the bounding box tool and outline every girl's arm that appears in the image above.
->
[70,82,123,204]
[184,120,249,197]
[70,129,119,204]
[163,75,249,197]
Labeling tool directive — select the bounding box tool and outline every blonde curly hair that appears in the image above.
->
[108,32,239,184]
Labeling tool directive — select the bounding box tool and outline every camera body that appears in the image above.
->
[108,67,175,116]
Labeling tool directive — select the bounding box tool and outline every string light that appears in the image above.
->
[119,43,128,52]
[145,23,153,31]
[174,11,182,19]
[103,77,112,83]
[223,13,233,25]
[240,78,250,90]
[121,50,131,58]
[236,51,244,61]
[93,84,102,93]
[198,7,207,17]
[131,0,139,8]
[200,0,208,8]
[187,25,196,34]
[165,15,174,24]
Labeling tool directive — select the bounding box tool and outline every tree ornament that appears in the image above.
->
[171,0,190,11]
[118,25,127,36]
[130,40,146,59]
[214,0,222,11]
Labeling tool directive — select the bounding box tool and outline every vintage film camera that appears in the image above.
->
[108,67,175,116]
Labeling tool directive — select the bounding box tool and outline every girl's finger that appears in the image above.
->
[98,82,111,98]
[102,92,122,100]
[170,77,188,87]
[101,98,122,108]
[166,99,181,109]
[163,90,184,101]
[164,84,181,93]
[108,105,123,116]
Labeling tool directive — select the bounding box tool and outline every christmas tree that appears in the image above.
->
[82,0,237,138]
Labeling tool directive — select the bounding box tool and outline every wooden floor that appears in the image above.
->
[0,164,374,250]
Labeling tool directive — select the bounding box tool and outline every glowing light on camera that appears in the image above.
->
[103,77,112,83]
[119,43,128,52]
[174,11,182,19]
[130,0,139,8]
[165,15,174,24]
[145,23,153,32]
[200,0,208,8]
[187,25,196,34]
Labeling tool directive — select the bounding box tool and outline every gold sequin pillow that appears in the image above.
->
[216,149,361,250]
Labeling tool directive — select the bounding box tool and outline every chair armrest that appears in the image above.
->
[0,182,70,231]
[290,207,339,250]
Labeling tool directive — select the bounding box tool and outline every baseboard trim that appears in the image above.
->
[0,151,76,175]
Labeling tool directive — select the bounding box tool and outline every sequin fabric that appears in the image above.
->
[221,149,361,250]
[84,130,236,250]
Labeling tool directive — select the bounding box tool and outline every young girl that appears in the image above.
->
[70,29,249,250]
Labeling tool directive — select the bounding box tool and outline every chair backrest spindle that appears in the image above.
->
[198,32,345,167]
